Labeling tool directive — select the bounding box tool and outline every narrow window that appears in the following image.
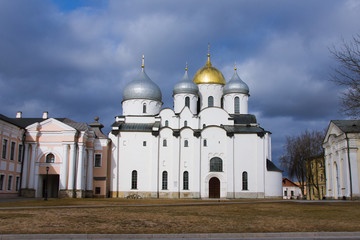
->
[46,153,55,163]
[184,121,187,127]
[162,171,168,190]
[10,142,16,160]
[165,120,169,127]
[143,103,147,113]
[18,144,23,162]
[15,176,20,191]
[184,140,189,147]
[7,175,12,191]
[0,175,4,190]
[284,190,287,196]
[210,157,222,172]
[143,141,146,146]
[131,170,137,189]
[242,171,248,190]
[208,96,214,107]
[291,190,294,197]
[95,187,101,194]
[185,97,190,108]
[183,171,189,190]
[203,139,207,147]
[163,139,167,147]
[2,139,8,159]
[94,154,102,167]
[234,97,240,114]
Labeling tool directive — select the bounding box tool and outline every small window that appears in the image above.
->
[210,157,222,172]
[234,97,240,114]
[185,97,190,108]
[184,140,189,147]
[15,176,20,191]
[95,187,101,194]
[203,139,207,147]
[0,175,4,190]
[203,124,206,128]
[165,120,169,127]
[162,171,168,190]
[94,154,102,167]
[291,190,294,197]
[7,175,12,191]
[143,103,147,113]
[284,190,287,196]
[18,144,23,162]
[183,171,189,190]
[143,141,147,146]
[184,121,187,127]
[242,171,248,190]
[2,139,8,159]
[10,142,16,160]
[208,96,214,107]
[46,153,55,163]
[131,170,137,189]
[163,139,167,147]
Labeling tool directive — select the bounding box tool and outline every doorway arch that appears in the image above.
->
[209,177,220,198]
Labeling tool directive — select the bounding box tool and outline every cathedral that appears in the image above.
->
[0,51,282,199]
[108,52,282,199]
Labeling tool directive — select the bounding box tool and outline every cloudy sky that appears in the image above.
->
[0,0,359,169]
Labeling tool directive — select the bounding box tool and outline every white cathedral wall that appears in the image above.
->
[159,109,177,128]
[179,108,198,129]
[223,93,249,114]
[199,108,233,127]
[122,99,162,116]
[198,84,224,110]
[174,94,198,114]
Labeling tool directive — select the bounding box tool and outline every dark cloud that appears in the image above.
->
[0,0,359,166]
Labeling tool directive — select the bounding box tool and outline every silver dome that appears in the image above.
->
[173,70,199,95]
[123,68,162,101]
[223,70,249,95]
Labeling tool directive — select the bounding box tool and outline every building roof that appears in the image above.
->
[331,120,360,133]
[223,68,249,95]
[282,177,300,187]
[230,114,257,124]
[267,159,283,172]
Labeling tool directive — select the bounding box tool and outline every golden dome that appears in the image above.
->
[193,53,226,85]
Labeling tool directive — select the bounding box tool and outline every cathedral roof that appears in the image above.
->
[173,66,199,95]
[193,52,226,85]
[223,67,249,95]
[122,56,162,102]
[331,120,360,133]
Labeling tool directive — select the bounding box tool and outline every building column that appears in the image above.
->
[76,143,84,197]
[60,144,69,190]
[86,149,94,192]
[21,143,30,188]
[28,143,37,189]
[67,144,76,191]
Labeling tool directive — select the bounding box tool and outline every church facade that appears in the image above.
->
[109,53,282,199]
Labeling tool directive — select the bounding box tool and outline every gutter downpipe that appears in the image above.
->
[157,133,160,199]
[18,129,26,196]
[178,134,181,199]
[345,133,353,200]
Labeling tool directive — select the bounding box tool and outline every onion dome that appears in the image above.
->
[193,51,226,85]
[223,66,249,95]
[173,64,199,95]
[122,56,162,101]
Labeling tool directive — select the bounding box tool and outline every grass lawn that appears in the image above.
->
[0,199,359,234]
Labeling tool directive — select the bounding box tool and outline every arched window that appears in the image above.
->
[234,97,240,114]
[163,139,167,147]
[210,157,222,172]
[162,171,168,190]
[183,171,189,190]
[185,97,190,108]
[208,96,214,107]
[184,140,189,147]
[131,170,137,189]
[46,153,55,163]
[184,121,187,127]
[143,103,147,113]
[165,120,169,127]
[242,171,248,190]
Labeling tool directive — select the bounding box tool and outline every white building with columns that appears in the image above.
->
[323,120,360,200]
[109,53,283,199]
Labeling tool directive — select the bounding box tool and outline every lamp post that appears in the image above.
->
[44,166,49,201]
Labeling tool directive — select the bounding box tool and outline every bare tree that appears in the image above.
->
[281,130,324,197]
[330,35,360,118]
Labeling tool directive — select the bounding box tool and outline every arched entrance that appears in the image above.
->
[209,177,220,198]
